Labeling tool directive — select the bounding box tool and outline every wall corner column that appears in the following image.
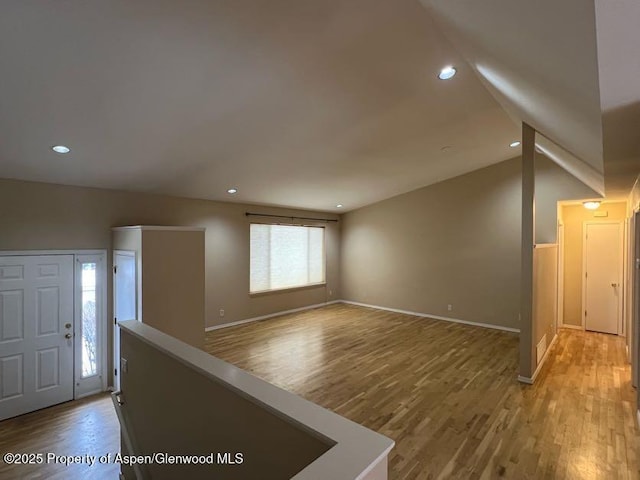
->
[519,122,536,382]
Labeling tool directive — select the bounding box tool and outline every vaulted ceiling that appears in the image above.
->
[0,0,637,211]
[421,0,639,198]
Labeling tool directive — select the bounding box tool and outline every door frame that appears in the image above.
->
[581,221,624,334]
[0,249,108,398]
[74,253,108,398]
[113,249,137,391]
[557,223,565,329]
[632,210,639,390]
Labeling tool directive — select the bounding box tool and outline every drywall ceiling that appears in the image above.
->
[0,0,520,212]
[595,0,640,198]
[420,0,606,194]
[421,0,640,200]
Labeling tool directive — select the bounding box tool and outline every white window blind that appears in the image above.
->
[250,224,325,293]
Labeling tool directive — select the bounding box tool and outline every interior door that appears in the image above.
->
[584,222,623,334]
[0,255,74,421]
[113,251,137,391]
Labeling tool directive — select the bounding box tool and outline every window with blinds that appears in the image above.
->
[250,224,325,293]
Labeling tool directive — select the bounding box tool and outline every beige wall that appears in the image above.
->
[341,156,597,330]
[0,177,340,327]
[561,202,627,326]
[142,229,205,349]
[341,158,523,329]
[534,154,598,243]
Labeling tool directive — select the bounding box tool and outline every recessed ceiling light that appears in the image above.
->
[510,141,521,148]
[336,204,343,208]
[583,201,601,210]
[51,145,70,154]
[227,188,238,194]
[438,66,457,80]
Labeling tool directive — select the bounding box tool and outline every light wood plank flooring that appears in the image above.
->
[1,304,637,479]
[205,303,640,480]
[0,394,119,480]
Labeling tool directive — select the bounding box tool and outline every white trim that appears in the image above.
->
[121,320,394,480]
[518,332,559,384]
[0,249,106,256]
[111,226,205,232]
[249,282,327,296]
[340,300,521,333]
[205,299,521,334]
[205,301,342,331]
[74,253,108,398]
[559,323,583,331]
[534,243,557,249]
[113,250,139,391]
[557,224,565,329]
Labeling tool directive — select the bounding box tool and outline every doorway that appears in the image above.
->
[0,251,106,421]
[583,222,623,334]
[113,250,137,391]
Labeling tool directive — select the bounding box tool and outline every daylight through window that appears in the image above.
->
[250,224,325,293]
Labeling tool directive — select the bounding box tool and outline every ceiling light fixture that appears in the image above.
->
[510,141,521,148]
[227,188,238,194]
[51,145,70,154]
[336,204,343,208]
[583,201,601,210]
[438,66,457,80]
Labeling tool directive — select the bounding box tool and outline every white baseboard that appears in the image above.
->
[205,300,342,332]
[560,323,583,331]
[518,332,559,385]
[340,300,520,333]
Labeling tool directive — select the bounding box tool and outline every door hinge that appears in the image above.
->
[114,317,117,324]
[113,265,117,274]
[585,271,588,278]
[585,310,587,316]
[114,368,118,376]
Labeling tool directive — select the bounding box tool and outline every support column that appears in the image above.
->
[519,122,536,382]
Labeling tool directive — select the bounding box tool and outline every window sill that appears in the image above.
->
[249,283,327,297]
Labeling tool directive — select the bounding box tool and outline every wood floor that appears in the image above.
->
[0,394,119,480]
[1,304,637,479]
[205,303,640,480]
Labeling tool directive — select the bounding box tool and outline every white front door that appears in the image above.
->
[584,222,623,334]
[0,255,74,421]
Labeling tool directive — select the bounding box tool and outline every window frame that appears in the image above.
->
[249,222,327,295]
[74,253,107,398]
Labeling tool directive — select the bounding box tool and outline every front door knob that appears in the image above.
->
[65,323,72,329]
[65,333,72,339]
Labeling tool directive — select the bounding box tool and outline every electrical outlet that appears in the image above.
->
[219,309,225,317]
[121,358,128,374]
[329,289,333,296]
[447,304,453,311]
